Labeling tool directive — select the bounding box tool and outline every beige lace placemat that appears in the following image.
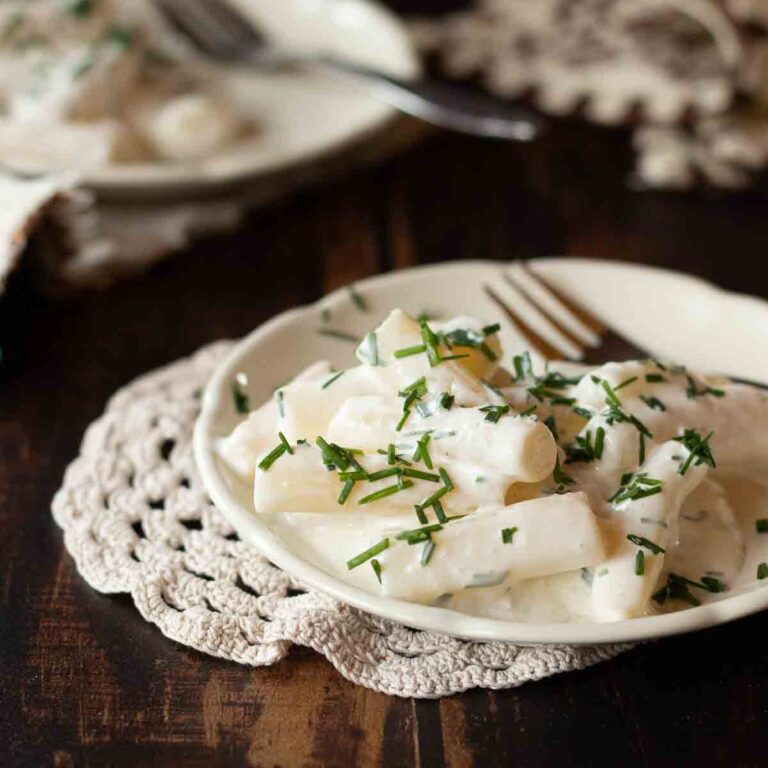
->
[51,340,629,698]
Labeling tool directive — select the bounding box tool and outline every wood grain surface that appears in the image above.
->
[3,47,768,768]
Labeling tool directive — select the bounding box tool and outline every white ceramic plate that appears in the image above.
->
[58,0,418,198]
[194,258,768,644]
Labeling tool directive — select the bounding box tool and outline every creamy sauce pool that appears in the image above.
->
[270,474,768,623]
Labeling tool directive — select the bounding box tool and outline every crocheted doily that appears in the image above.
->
[52,341,629,698]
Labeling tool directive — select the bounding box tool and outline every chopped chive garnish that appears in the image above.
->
[316,437,352,470]
[347,285,368,312]
[512,351,533,382]
[232,377,250,414]
[573,406,593,419]
[440,353,471,362]
[419,486,449,510]
[609,473,663,504]
[387,443,396,465]
[674,429,716,475]
[347,539,389,570]
[439,468,454,491]
[338,470,368,481]
[415,505,428,524]
[640,395,666,411]
[483,323,501,336]
[480,404,510,423]
[396,411,410,432]
[700,576,726,593]
[400,377,428,398]
[645,373,665,383]
[318,328,359,343]
[686,374,726,400]
[758,563,768,580]
[357,331,379,366]
[439,392,455,410]
[601,380,622,407]
[638,432,646,465]
[278,432,293,455]
[652,572,726,605]
[553,458,575,487]
[276,390,285,419]
[442,328,497,361]
[501,526,518,544]
[627,534,665,555]
[415,401,437,418]
[338,479,355,505]
[635,550,645,575]
[394,344,427,359]
[358,480,413,505]
[403,468,440,483]
[371,558,382,583]
[367,467,402,482]
[615,376,638,391]
[756,519,768,533]
[603,401,652,438]
[432,501,448,523]
[544,416,559,442]
[520,405,537,417]
[420,320,442,367]
[416,433,433,469]
[594,427,605,459]
[395,523,443,542]
[420,539,436,566]
[258,442,288,471]
[321,371,345,389]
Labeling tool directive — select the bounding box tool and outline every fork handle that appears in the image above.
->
[315,55,545,141]
[248,47,545,141]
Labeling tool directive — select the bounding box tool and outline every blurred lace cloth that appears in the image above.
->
[412,0,768,188]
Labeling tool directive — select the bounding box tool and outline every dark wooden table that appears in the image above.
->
[4,19,768,767]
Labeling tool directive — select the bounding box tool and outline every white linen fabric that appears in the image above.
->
[51,341,630,698]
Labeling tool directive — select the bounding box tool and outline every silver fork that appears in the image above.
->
[485,263,766,388]
[485,263,652,365]
[154,0,545,141]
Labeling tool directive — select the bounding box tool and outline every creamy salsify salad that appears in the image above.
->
[0,0,250,170]
[218,308,768,623]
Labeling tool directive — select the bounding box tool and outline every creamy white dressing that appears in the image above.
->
[219,308,768,623]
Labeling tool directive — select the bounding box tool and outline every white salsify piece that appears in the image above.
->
[573,360,768,471]
[217,360,332,480]
[327,395,557,484]
[362,309,505,406]
[253,445,511,516]
[591,441,709,622]
[220,310,508,480]
[276,365,392,444]
[376,492,605,604]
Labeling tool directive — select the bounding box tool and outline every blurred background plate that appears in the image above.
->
[78,0,420,199]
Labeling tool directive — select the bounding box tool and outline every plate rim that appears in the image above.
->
[194,257,768,644]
